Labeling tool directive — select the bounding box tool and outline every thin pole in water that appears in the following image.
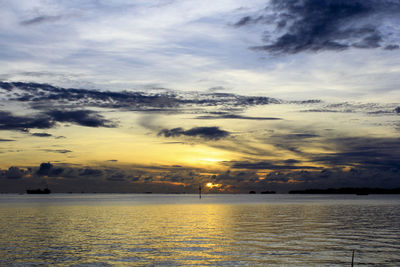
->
[199,184,201,199]
[351,249,355,267]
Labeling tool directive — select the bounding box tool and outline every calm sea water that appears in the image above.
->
[0,194,399,266]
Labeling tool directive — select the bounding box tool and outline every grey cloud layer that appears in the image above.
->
[0,82,280,111]
[0,82,281,133]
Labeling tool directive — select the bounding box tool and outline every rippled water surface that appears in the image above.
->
[1,194,399,266]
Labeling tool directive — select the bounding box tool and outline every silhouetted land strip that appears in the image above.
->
[26,188,51,194]
[261,191,276,194]
[289,188,400,194]
[248,190,276,194]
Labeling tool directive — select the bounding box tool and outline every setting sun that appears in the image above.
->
[206,182,222,189]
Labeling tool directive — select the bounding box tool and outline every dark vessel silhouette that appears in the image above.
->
[26,188,51,194]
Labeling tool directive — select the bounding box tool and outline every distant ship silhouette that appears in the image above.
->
[26,188,51,194]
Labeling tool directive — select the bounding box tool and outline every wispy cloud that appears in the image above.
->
[195,114,281,120]
[0,138,15,142]
[229,160,321,170]
[31,132,52,137]
[20,15,64,26]
[41,149,72,154]
[158,126,230,140]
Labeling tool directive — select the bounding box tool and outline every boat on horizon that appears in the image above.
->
[26,188,51,194]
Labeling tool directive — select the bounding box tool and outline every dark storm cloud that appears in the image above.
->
[45,110,116,128]
[20,15,64,26]
[235,0,400,54]
[158,127,230,140]
[0,111,55,131]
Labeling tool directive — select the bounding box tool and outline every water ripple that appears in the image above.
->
[0,194,399,266]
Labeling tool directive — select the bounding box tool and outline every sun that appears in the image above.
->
[206,182,222,189]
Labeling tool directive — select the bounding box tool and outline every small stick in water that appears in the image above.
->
[351,249,355,267]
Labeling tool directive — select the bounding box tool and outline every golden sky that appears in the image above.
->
[1,1,400,193]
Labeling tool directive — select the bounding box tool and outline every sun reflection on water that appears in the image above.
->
[1,194,400,266]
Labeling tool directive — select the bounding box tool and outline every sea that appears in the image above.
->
[0,194,399,266]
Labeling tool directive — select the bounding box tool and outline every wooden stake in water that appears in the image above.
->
[199,184,202,199]
[351,249,355,267]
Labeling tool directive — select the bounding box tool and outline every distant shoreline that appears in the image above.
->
[289,188,400,194]
[1,187,400,194]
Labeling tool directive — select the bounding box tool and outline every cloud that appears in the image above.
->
[195,114,282,120]
[41,149,72,154]
[31,133,52,137]
[1,156,399,193]
[20,15,64,26]
[5,167,24,179]
[0,82,281,112]
[158,126,230,140]
[36,162,53,176]
[385,44,400,50]
[45,110,116,128]
[230,160,321,170]
[1,82,181,111]
[283,133,320,139]
[236,0,400,54]
[79,168,103,177]
[107,173,126,182]
[0,138,15,142]
[309,137,400,171]
[0,109,115,131]
[0,111,55,131]
[34,162,64,177]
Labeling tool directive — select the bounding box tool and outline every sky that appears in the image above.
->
[1,0,400,193]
